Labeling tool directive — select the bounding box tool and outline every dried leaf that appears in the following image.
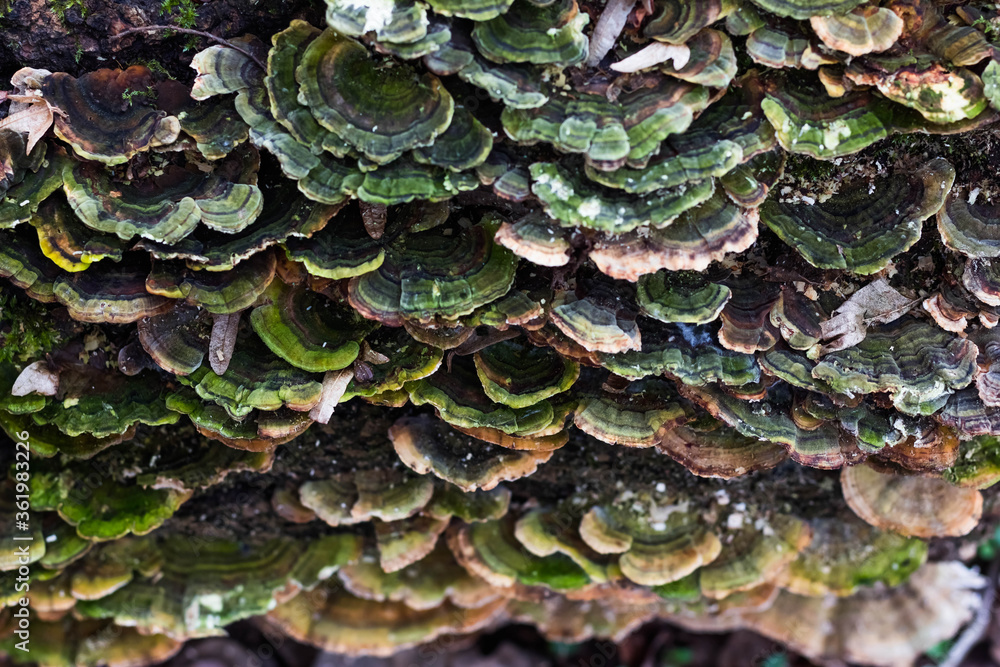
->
[611,42,692,73]
[12,360,59,396]
[209,311,241,375]
[0,95,54,154]
[309,368,354,424]
[815,279,916,356]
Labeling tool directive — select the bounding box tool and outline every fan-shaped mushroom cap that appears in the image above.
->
[718,275,781,353]
[30,196,124,272]
[250,280,371,373]
[177,96,249,160]
[657,416,788,478]
[423,33,548,109]
[141,188,338,272]
[180,337,322,420]
[408,357,559,436]
[509,595,662,644]
[770,288,823,350]
[324,0,429,43]
[762,158,953,274]
[938,190,1000,258]
[35,472,190,542]
[533,161,715,234]
[342,328,443,402]
[699,514,811,599]
[41,67,180,164]
[747,23,834,70]
[659,29,738,88]
[389,415,552,491]
[574,377,692,448]
[473,337,578,408]
[494,213,572,267]
[51,257,173,324]
[0,144,69,230]
[590,190,759,280]
[762,83,888,158]
[264,582,505,656]
[190,39,264,100]
[33,368,179,439]
[166,389,313,451]
[637,271,732,325]
[300,468,435,527]
[964,257,1000,306]
[598,319,759,387]
[297,29,454,164]
[339,541,499,612]
[813,316,977,415]
[579,499,722,587]
[841,463,982,537]
[810,6,903,56]
[77,534,360,639]
[775,514,927,597]
[945,435,1000,489]
[425,0,512,19]
[137,304,210,376]
[747,0,866,20]
[413,105,492,172]
[846,59,987,124]
[374,513,451,573]
[348,215,516,327]
[643,0,733,44]
[63,159,263,245]
[472,0,588,65]
[264,21,344,156]
[146,250,276,314]
[735,562,985,667]
[448,515,593,591]
[719,149,786,207]
[682,384,852,469]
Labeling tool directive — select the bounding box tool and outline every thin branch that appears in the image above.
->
[939,557,1000,667]
[111,25,265,70]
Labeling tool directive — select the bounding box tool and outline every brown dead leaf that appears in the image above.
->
[814,279,917,356]
[0,94,55,154]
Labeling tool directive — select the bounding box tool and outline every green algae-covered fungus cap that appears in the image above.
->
[265,582,504,657]
[938,190,1000,258]
[472,0,588,66]
[473,336,579,408]
[348,214,516,326]
[389,415,552,491]
[250,279,372,373]
[63,159,263,245]
[761,158,954,274]
[747,0,866,20]
[813,316,978,416]
[637,270,732,325]
[297,29,454,165]
[762,82,889,159]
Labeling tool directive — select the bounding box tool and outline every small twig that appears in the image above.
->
[111,25,265,70]
[939,557,1000,667]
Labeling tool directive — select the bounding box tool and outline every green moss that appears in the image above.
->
[160,0,198,29]
[0,286,62,364]
[49,0,87,24]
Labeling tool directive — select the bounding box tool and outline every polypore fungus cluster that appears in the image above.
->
[2,0,1000,665]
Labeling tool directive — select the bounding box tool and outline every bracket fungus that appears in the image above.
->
[40,67,180,165]
[3,1,1000,664]
[761,158,954,274]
